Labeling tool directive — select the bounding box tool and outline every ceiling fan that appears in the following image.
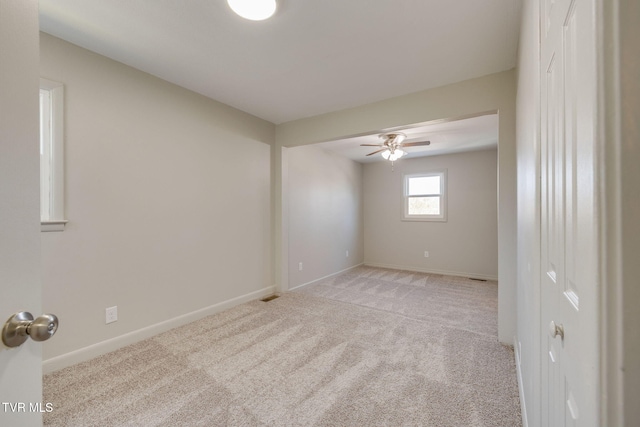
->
[361,132,431,161]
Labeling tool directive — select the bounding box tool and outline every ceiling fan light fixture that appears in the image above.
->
[381,149,405,161]
[390,149,406,161]
[227,0,276,21]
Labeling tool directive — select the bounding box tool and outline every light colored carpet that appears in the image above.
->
[295,266,499,337]
[44,266,521,426]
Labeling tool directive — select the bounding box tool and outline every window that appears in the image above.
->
[403,171,447,221]
[40,78,67,232]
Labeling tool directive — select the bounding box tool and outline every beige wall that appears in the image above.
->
[39,35,517,369]
[613,0,640,423]
[275,70,517,344]
[515,0,541,424]
[599,0,640,426]
[364,149,497,279]
[40,34,275,370]
[286,145,364,288]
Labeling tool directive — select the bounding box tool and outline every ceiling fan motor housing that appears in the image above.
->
[361,131,430,157]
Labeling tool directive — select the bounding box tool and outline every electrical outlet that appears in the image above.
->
[424,251,429,258]
[298,262,303,271]
[346,250,349,257]
[106,306,118,324]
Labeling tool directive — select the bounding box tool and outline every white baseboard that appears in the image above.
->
[42,285,276,374]
[514,335,528,427]
[363,262,499,281]
[289,263,364,292]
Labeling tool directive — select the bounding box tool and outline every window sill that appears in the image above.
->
[41,220,68,232]
[402,217,447,222]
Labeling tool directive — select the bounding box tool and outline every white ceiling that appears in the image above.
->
[39,0,522,125]
[315,113,499,163]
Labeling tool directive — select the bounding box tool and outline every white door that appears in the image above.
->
[540,0,599,425]
[0,1,44,426]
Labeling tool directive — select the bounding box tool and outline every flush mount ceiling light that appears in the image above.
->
[227,0,277,21]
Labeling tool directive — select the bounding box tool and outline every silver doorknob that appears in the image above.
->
[2,312,59,348]
[549,320,564,339]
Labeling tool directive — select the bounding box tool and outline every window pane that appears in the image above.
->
[408,176,440,195]
[408,196,440,215]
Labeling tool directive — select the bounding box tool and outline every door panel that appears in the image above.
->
[540,0,598,425]
[0,1,43,426]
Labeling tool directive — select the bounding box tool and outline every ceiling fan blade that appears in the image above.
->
[402,140,431,147]
[366,148,387,156]
[360,143,383,147]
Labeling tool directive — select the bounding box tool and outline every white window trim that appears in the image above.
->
[402,171,447,222]
[40,78,67,232]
